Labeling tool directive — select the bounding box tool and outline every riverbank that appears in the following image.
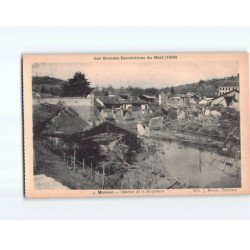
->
[148,128,225,151]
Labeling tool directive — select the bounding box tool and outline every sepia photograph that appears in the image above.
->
[23,53,250,197]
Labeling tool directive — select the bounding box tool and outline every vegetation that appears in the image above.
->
[170,86,175,96]
[33,74,239,98]
[33,72,94,97]
[62,72,94,97]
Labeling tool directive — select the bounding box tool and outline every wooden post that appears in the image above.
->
[199,149,202,173]
[73,150,76,171]
[90,161,93,179]
[102,164,105,189]
[63,152,65,164]
[82,158,85,172]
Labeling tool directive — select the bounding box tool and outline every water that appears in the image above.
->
[160,141,240,188]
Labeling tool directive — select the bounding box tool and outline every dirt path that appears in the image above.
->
[34,174,70,190]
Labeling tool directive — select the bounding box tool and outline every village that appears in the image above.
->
[33,74,241,190]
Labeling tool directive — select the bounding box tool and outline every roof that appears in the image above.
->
[108,89,131,95]
[96,96,147,106]
[122,99,147,105]
[207,90,239,108]
[97,96,121,105]
[41,107,90,135]
[33,102,64,128]
[220,81,239,87]
[74,121,140,150]
[211,89,239,102]
[140,94,157,99]
[79,121,136,137]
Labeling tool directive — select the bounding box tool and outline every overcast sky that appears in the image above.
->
[33,60,238,88]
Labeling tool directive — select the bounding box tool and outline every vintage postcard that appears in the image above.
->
[23,53,250,198]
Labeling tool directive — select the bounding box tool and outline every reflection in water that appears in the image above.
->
[161,141,241,188]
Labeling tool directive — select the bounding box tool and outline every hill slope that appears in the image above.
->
[32,76,68,96]
[170,75,239,97]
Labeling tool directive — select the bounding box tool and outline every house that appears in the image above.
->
[33,96,94,124]
[33,102,65,135]
[95,96,148,111]
[95,96,122,110]
[41,106,90,136]
[209,90,239,111]
[219,81,239,96]
[158,91,169,105]
[33,103,90,146]
[77,121,140,150]
[138,94,157,104]
[123,99,148,110]
[106,90,131,100]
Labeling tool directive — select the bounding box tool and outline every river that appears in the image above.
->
[160,140,241,188]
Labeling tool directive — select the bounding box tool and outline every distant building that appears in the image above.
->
[138,94,158,104]
[219,81,239,96]
[107,90,131,100]
[158,92,169,105]
[95,96,148,111]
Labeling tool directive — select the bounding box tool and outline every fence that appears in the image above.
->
[59,152,107,188]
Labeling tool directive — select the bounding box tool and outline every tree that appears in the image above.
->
[144,87,158,96]
[40,84,46,94]
[63,72,94,97]
[198,80,205,98]
[127,86,144,97]
[170,86,175,96]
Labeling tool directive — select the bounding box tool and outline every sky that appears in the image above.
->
[33,60,239,88]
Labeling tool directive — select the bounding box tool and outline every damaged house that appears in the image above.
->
[96,96,147,110]
[33,103,90,145]
[209,90,239,111]
[71,121,142,171]
[138,94,158,104]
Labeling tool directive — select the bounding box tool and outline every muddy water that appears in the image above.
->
[160,141,240,188]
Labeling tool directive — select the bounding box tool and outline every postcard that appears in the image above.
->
[23,52,250,197]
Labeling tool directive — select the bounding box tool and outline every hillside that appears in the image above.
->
[33,76,67,86]
[32,76,67,96]
[32,75,239,98]
[168,75,239,97]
